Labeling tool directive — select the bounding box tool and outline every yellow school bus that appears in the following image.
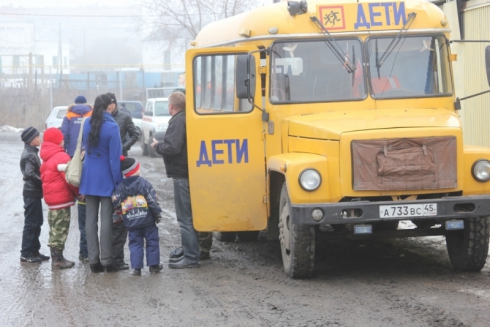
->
[185,0,490,278]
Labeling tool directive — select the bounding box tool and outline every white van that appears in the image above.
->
[140,98,170,157]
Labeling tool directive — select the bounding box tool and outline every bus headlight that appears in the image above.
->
[472,159,490,182]
[299,169,321,191]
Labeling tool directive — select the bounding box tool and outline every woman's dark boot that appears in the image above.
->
[51,248,75,269]
[90,261,104,273]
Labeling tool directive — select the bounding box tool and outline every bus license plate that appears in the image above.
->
[379,203,437,218]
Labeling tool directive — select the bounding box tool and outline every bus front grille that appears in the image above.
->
[351,136,457,191]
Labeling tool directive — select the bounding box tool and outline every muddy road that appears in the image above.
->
[1,130,490,327]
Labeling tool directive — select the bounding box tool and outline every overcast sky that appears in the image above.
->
[0,0,137,7]
[1,0,272,9]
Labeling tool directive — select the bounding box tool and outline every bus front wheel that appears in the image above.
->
[446,217,490,272]
[278,183,315,278]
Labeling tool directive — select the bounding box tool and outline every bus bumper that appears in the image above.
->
[291,195,490,225]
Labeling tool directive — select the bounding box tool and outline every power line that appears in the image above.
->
[0,12,154,17]
[0,11,220,18]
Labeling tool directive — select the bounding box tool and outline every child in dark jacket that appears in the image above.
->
[40,128,79,269]
[20,127,50,263]
[112,156,163,276]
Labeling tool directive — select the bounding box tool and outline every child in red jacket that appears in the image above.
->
[40,128,79,269]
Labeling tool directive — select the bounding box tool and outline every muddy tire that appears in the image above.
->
[445,217,490,272]
[237,231,259,242]
[279,183,315,278]
[141,134,148,156]
[214,232,236,242]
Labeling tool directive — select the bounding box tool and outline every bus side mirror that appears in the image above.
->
[236,54,256,99]
[486,46,490,86]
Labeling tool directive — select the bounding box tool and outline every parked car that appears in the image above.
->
[140,98,170,157]
[45,106,67,130]
[118,100,144,137]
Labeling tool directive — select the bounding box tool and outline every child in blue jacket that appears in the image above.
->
[112,156,163,276]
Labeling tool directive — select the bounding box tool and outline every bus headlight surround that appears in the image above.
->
[472,159,490,182]
[299,169,321,191]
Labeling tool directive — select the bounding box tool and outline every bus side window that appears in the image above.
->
[193,54,252,114]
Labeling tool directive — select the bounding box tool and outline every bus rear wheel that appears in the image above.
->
[278,183,315,278]
[445,217,490,272]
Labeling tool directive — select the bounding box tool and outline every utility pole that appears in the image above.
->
[49,66,53,110]
[58,23,62,88]
[119,70,123,100]
[28,52,33,90]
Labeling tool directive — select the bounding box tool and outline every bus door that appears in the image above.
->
[186,47,267,232]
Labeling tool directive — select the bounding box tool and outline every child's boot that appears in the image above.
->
[149,264,163,273]
[51,247,75,269]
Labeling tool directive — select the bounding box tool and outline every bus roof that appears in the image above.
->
[192,0,448,48]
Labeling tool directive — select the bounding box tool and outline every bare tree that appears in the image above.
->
[139,0,260,46]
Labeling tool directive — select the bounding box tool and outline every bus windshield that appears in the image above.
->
[270,39,365,103]
[367,35,453,99]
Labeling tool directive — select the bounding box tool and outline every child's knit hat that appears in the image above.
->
[120,156,140,177]
[74,95,87,104]
[21,126,39,144]
[43,127,63,145]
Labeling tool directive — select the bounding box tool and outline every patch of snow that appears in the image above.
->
[0,125,24,133]
[459,289,490,299]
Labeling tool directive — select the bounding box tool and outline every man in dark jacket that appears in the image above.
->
[151,91,200,269]
[106,93,140,271]
[106,93,140,156]
[19,127,49,263]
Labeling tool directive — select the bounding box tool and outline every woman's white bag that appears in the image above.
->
[65,117,86,187]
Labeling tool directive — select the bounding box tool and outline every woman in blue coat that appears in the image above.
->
[80,94,122,273]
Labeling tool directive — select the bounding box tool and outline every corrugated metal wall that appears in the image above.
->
[460,3,490,146]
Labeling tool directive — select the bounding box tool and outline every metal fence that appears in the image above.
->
[0,71,179,131]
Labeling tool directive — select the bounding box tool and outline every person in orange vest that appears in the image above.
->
[60,95,93,262]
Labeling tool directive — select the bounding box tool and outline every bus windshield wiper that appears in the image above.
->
[310,16,355,73]
[351,45,356,86]
[376,12,417,70]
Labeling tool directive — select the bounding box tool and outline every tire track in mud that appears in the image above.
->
[376,288,469,327]
[181,270,276,326]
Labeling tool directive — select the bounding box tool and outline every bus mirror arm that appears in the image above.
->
[453,45,490,110]
[236,50,269,121]
[486,45,490,87]
[245,54,270,122]
[454,89,490,110]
